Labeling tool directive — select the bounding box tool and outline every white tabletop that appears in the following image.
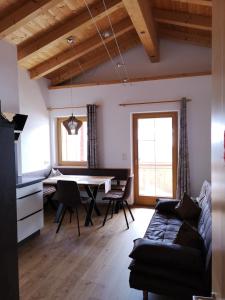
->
[43,175,114,193]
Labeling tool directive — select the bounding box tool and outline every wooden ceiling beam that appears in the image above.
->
[122,0,159,62]
[0,0,63,38]
[159,27,211,48]
[154,9,212,31]
[18,0,124,64]
[170,0,212,7]
[49,71,211,89]
[29,18,133,79]
[49,31,140,85]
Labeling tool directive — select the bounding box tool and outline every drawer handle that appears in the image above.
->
[17,190,42,200]
[18,209,43,221]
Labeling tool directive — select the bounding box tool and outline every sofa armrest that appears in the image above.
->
[129,238,204,273]
[155,199,180,213]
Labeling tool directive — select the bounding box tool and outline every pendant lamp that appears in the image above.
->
[63,113,82,135]
[62,35,83,135]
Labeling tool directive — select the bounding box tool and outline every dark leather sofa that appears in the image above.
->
[129,181,212,299]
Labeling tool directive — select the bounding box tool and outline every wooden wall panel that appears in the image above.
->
[212,1,225,299]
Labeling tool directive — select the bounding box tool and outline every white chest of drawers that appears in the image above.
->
[16,181,44,242]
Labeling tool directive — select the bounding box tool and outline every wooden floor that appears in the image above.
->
[18,205,188,300]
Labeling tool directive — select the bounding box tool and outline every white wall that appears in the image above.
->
[73,39,211,84]
[0,40,19,112]
[18,69,51,174]
[0,40,51,175]
[49,75,212,197]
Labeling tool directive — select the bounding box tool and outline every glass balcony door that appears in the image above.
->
[133,112,178,205]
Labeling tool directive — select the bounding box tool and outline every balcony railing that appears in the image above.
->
[138,162,173,197]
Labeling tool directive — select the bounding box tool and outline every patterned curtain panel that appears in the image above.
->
[87,104,97,168]
[176,98,190,198]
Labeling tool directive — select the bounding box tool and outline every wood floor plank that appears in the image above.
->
[18,206,186,300]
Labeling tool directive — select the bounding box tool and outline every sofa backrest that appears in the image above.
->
[197,181,211,273]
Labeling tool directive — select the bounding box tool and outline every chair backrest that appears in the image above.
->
[122,176,133,201]
[52,180,81,208]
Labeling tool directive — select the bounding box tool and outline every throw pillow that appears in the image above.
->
[174,222,203,250]
[175,192,201,220]
[155,199,180,214]
[48,168,62,178]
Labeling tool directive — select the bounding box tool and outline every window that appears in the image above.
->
[57,117,87,166]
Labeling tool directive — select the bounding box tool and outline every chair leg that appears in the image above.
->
[121,201,129,229]
[69,209,73,223]
[143,290,148,300]
[110,201,115,219]
[102,200,112,226]
[75,205,80,236]
[56,206,66,233]
[125,200,135,221]
[55,203,64,223]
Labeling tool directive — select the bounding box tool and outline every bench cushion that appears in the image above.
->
[43,184,56,198]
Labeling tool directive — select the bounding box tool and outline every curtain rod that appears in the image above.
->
[119,98,191,107]
[47,105,98,111]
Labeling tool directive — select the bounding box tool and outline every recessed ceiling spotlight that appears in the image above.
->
[101,30,112,39]
[66,36,75,45]
[123,78,128,83]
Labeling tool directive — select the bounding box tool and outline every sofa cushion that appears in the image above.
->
[144,212,182,243]
[129,269,206,297]
[129,238,204,273]
[174,221,203,250]
[175,192,201,220]
[129,260,204,290]
[43,184,56,198]
[197,181,212,274]
[155,199,179,214]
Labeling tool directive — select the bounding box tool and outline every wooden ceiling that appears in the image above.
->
[0,0,212,86]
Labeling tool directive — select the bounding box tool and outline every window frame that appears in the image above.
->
[57,116,88,167]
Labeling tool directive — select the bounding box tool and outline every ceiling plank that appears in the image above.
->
[122,0,159,62]
[159,27,211,47]
[49,31,140,85]
[18,0,124,64]
[29,18,133,79]
[0,0,63,39]
[170,0,212,7]
[154,9,212,31]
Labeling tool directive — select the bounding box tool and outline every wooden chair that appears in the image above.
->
[102,176,135,229]
[52,180,91,236]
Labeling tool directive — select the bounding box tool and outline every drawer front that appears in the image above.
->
[17,210,44,243]
[17,191,43,221]
[16,182,43,199]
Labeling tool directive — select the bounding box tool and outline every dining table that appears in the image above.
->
[43,174,114,226]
